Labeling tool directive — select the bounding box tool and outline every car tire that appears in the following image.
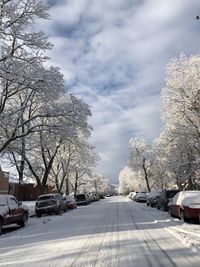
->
[161,205,167,212]
[19,212,28,227]
[180,210,187,222]
[36,212,42,218]
[0,219,2,235]
[168,208,173,217]
[56,206,61,215]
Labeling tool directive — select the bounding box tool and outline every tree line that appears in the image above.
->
[119,54,200,194]
[0,0,111,195]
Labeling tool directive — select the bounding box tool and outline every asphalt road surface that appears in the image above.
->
[0,196,200,267]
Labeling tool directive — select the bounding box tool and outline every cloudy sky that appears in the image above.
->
[37,0,200,184]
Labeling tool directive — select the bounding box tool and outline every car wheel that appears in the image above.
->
[161,205,167,212]
[0,219,2,235]
[168,208,173,217]
[19,213,28,227]
[56,206,61,215]
[180,210,186,222]
[36,212,42,218]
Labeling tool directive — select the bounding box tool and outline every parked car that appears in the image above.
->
[134,192,147,203]
[146,191,161,207]
[168,191,200,222]
[156,189,179,211]
[0,194,29,234]
[63,195,77,210]
[128,192,137,200]
[35,193,67,217]
[99,194,105,199]
[75,194,89,205]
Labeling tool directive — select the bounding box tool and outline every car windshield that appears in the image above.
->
[38,195,55,200]
[167,191,179,198]
[64,196,73,201]
[76,194,86,201]
[0,196,6,206]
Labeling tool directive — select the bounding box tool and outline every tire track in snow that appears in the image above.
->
[126,201,200,267]
[69,201,120,267]
[125,203,178,267]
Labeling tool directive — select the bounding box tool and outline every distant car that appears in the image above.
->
[0,194,29,234]
[134,192,147,203]
[128,192,137,200]
[169,191,200,222]
[35,193,67,217]
[63,195,77,210]
[146,191,161,207]
[75,194,89,205]
[99,194,105,199]
[156,189,179,211]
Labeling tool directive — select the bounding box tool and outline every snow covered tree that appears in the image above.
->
[161,54,200,189]
[0,0,53,152]
[118,166,144,195]
[129,137,155,192]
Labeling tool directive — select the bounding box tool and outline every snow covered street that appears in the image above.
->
[1,196,200,267]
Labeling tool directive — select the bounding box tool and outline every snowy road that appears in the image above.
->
[1,196,200,267]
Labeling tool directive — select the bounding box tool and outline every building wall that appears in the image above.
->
[0,167,9,194]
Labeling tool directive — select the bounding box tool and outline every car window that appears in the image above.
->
[76,194,86,201]
[167,191,179,198]
[0,195,7,206]
[7,197,18,208]
[38,195,55,200]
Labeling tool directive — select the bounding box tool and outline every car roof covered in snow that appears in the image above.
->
[172,191,200,206]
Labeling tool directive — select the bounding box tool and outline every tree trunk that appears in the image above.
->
[143,157,151,192]
[65,175,69,195]
[74,171,78,196]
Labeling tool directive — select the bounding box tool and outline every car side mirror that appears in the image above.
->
[18,201,22,206]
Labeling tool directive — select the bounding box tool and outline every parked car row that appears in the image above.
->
[138,189,200,223]
[0,191,106,234]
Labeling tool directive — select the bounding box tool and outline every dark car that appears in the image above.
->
[75,194,89,206]
[146,191,161,207]
[156,189,179,211]
[35,193,67,217]
[0,194,29,234]
[63,195,77,210]
[99,194,105,199]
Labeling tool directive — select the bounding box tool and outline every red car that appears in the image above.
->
[169,191,200,222]
[63,195,77,210]
[0,194,29,234]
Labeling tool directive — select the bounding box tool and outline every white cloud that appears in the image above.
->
[36,0,200,183]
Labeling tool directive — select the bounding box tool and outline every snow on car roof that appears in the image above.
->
[172,191,200,206]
